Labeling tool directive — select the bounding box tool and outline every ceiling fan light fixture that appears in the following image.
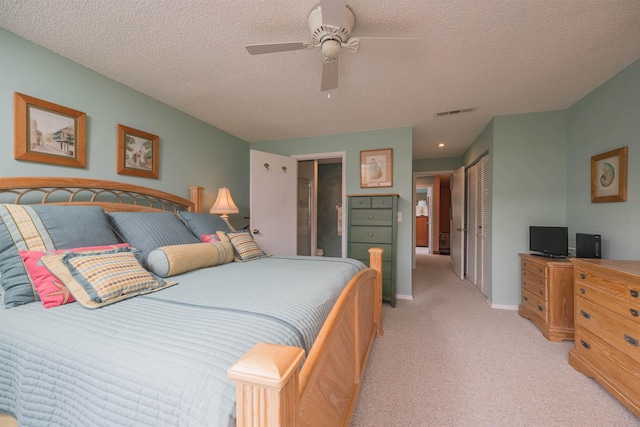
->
[322,40,341,59]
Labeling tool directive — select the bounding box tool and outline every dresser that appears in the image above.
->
[518,254,574,341]
[416,216,428,247]
[569,259,640,417]
[347,194,398,307]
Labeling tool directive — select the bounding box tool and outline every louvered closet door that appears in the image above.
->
[479,156,490,296]
[466,166,478,284]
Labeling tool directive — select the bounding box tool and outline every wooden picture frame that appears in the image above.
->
[360,148,393,188]
[591,146,627,203]
[14,92,87,168]
[117,124,159,179]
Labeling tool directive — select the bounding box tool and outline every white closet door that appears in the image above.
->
[479,155,490,296]
[466,166,478,284]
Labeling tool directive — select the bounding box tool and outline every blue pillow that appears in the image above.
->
[177,211,234,239]
[33,205,120,248]
[107,212,200,268]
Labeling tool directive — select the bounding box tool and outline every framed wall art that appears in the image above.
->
[591,146,627,203]
[14,92,87,168]
[360,148,393,188]
[117,124,159,179]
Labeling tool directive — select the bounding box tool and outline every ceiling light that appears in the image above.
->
[438,143,445,148]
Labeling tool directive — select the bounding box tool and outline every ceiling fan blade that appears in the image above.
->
[351,37,418,56]
[321,59,339,92]
[320,0,347,29]
[245,42,307,55]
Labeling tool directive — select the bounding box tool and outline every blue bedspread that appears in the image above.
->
[0,256,365,426]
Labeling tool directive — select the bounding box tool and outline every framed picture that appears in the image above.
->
[591,146,627,203]
[360,148,393,188]
[117,124,159,179]
[14,92,87,168]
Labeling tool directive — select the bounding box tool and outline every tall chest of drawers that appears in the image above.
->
[569,259,640,418]
[518,254,574,341]
[347,194,398,307]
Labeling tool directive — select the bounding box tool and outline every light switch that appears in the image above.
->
[397,212,402,222]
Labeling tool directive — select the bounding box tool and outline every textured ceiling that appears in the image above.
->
[1,0,639,159]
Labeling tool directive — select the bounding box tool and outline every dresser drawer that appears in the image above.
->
[350,197,371,209]
[350,243,392,262]
[350,209,393,226]
[521,258,547,278]
[357,259,392,280]
[573,326,640,404]
[521,273,546,300]
[576,281,640,324]
[576,297,640,364]
[350,226,392,244]
[521,288,547,323]
[575,266,640,308]
[370,196,393,208]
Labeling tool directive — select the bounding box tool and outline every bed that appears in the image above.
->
[0,177,383,427]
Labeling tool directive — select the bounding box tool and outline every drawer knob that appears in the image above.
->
[631,289,639,298]
[580,340,591,350]
[624,334,639,347]
[369,215,373,219]
[580,310,591,319]
[537,305,543,312]
[368,233,373,237]
[539,290,543,296]
[379,200,385,204]
[523,296,528,302]
[538,268,543,274]
[580,288,586,295]
[358,200,363,204]
[580,273,586,279]
[630,308,639,317]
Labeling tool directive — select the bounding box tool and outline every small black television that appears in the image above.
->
[529,226,568,258]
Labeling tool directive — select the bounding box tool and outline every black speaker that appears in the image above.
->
[576,233,601,258]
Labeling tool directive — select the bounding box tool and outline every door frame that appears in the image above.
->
[412,170,456,269]
[293,151,347,257]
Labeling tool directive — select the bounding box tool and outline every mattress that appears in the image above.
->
[0,256,365,426]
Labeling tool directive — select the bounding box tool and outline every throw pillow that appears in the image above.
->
[147,241,234,277]
[218,230,269,262]
[19,243,130,308]
[41,250,176,309]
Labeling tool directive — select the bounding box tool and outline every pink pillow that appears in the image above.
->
[201,233,221,243]
[19,244,130,308]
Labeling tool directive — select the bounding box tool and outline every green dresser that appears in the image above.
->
[347,194,398,307]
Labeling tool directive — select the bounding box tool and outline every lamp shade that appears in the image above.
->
[209,187,239,218]
[417,200,427,207]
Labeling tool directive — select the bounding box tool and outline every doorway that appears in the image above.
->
[294,152,346,258]
[412,170,455,269]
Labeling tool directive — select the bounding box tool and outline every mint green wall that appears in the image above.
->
[0,30,250,229]
[413,156,461,172]
[491,111,567,306]
[255,127,414,298]
[566,59,640,259]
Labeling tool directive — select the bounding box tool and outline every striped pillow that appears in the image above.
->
[0,204,55,306]
[218,230,268,262]
[41,250,176,309]
[147,241,234,277]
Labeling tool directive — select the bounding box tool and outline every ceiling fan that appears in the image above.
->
[245,0,418,92]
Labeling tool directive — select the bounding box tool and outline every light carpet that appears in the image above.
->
[351,249,639,426]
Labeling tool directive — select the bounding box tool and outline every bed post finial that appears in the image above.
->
[228,342,305,426]
[368,247,384,337]
[189,186,204,213]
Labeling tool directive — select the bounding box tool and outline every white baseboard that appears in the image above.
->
[486,299,519,311]
[396,293,413,301]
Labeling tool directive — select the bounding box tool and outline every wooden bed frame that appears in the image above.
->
[0,177,383,427]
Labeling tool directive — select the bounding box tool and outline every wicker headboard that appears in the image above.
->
[0,177,202,213]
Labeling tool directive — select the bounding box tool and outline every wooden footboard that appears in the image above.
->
[229,248,384,426]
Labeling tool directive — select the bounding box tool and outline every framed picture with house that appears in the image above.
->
[14,92,87,168]
[116,124,159,179]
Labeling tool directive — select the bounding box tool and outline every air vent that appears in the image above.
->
[434,107,477,118]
